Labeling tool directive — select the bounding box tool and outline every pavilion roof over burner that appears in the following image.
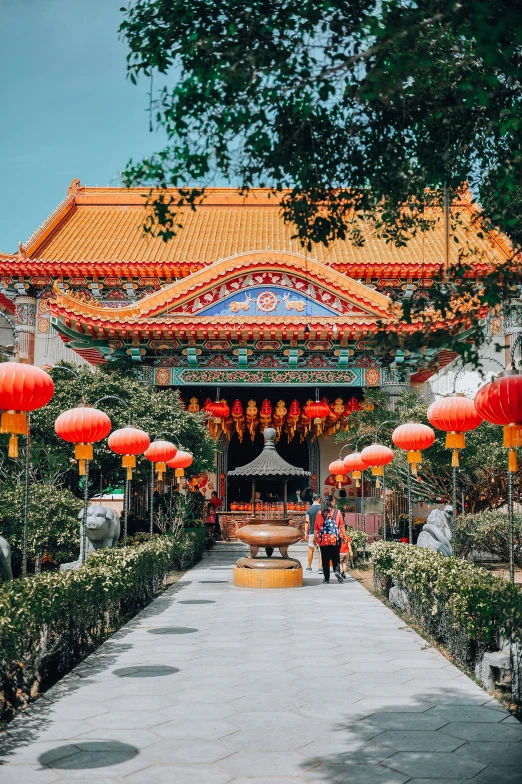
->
[228,428,310,479]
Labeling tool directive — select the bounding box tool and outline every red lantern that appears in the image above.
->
[0,363,54,458]
[475,371,522,471]
[329,459,348,488]
[205,400,230,439]
[343,452,367,486]
[304,399,330,433]
[360,443,394,487]
[167,449,193,478]
[108,427,150,480]
[144,440,177,480]
[55,405,112,475]
[427,394,482,467]
[392,422,435,475]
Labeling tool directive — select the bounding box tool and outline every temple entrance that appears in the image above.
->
[227,427,311,504]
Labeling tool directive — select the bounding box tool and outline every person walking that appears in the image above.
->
[304,493,322,573]
[314,496,344,584]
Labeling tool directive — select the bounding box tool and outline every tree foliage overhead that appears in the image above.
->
[119,0,522,363]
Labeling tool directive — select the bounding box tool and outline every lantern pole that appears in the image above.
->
[94,396,133,546]
[452,465,458,556]
[356,435,374,535]
[81,460,90,564]
[374,421,395,543]
[407,463,413,544]
[508,465,515,582]
[150,460,155,538]
[21,413,31,577]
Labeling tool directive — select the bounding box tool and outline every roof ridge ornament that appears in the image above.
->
[68,178,82,196]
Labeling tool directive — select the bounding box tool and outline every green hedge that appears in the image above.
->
[0,529,205,725]
[371,541,522,669]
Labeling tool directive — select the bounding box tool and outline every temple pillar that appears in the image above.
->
[14,295,37,364]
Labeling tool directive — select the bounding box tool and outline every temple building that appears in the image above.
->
[0,180,513,507]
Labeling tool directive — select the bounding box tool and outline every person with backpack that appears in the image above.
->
[314,496,345,584]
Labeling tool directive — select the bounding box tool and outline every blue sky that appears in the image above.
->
[0,0,167,252]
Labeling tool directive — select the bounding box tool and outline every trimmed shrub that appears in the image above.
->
[0,529,205,724]
[456,510,522,566]
[371,541,522,707]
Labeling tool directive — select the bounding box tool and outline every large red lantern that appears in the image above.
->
[167,449,193,478]
[108,426,150,480]
[427,394,482,467]
[304,399,330,434]
[0,363,54,458]
[360,443,394,487]
[55,405,112,475]
[343,451,367,486]
[205,400,230,439]
[329,459,348,488]
[475,371,522,471]
[144,440,177,480]
[392,422,435,475]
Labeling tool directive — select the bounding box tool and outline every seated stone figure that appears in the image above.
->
[416,508,453,557]
[0,536,13,581]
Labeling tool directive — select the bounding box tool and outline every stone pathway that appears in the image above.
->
[1,549,522,783]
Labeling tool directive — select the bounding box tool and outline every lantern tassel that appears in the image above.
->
[376,478,381,488]
[446,432,465,450]
[504,424,522,448]
[451,450,459,468]
[122,454,136,469]
[8,435,18,459]
[372,466,384,477]
[75,443,93,461]
[1,411,27,436]
[508,449,518,473]
[78,459,86,476]
[156,462,166,480]
[407,451,422,465]
[175,468,185,477]
[126,467,133,481]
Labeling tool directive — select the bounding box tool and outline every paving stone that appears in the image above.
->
[455,741,522,766]
[302,762,409,783]
[439,721,522,742]
[140,738,234,763]
[426,706,509,723]
[219,750,316,777]
[86,710,170,730]
[471,766,522,784]
[377,730,465,752]
[125,763,234,784]
[385,751,487,779]
[153,719,239,740]
[224,727,318,751]
[0,765,61,783]
[363,713,451,731]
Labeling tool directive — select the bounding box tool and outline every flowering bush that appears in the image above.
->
[347,527,370,563]
[456,510,522,567]
[0,529,205,724]
[371,541,522,674]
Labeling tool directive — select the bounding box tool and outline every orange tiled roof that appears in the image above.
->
[4,182,512,275]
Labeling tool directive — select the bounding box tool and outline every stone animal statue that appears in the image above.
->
[82,504,121,551]
[0,536,13,581]
[416,509,453,557]
[61,505,121,571]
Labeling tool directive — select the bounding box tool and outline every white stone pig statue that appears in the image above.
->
[61,505,121,570]
[0,536,13,581]
[82,504,121,551]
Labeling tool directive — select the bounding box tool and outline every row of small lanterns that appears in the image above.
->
[327,371,522,580]
[0,362,194,570]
